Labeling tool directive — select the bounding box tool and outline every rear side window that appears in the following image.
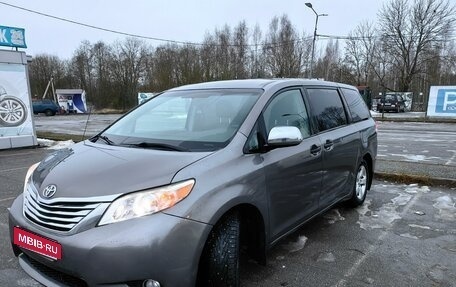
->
[341,88,370,123]
[306,88,347,132]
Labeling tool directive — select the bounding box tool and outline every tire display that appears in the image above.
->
[0,96,28,127]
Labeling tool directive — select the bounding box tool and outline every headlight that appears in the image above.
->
[24,163,40,193]
[98,179,195,226]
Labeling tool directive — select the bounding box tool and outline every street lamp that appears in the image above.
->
[305,2,328,78]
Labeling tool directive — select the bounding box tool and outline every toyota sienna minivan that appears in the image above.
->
[9,79,377,287]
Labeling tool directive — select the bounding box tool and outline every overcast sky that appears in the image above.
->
[1,0,389,59]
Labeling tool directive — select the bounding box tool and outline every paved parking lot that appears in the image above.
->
[0,147,455,286]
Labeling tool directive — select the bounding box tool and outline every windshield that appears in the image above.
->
[101,89,262,152]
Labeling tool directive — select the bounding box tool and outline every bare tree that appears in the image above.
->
[215,25,233,80]
[345,21,376,86]
[264,15,304,78]
[91,41,113,108]
[177,45,202,85]
[378,0,456,92]
[70,41,95,100]
[28,54,68,99]
[249,24,267,78]
[231,21,249,79]
[315,39,340,81]
[110,38,148,110]
[200,33,217,81]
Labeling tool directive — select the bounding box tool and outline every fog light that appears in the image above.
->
[143,279,161,287]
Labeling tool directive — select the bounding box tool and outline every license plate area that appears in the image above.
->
[13,227,62,260]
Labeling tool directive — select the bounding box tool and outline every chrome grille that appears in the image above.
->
[23,183,101,232]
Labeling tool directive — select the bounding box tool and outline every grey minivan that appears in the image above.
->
[9,79,377,287]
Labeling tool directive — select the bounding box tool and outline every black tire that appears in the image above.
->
[0,96,27,127]
[199,211,240,287]
[44,109,55,116]
[346,160,369,207]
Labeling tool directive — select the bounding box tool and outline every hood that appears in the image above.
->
[31,141,211,199]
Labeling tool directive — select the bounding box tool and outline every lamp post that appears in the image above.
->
[305,2,328,79]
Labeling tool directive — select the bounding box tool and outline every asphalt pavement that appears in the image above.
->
[375,121,456,186]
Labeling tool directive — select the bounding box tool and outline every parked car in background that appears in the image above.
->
[32,99,59,116]
[10,79,377,287]
[376,94,406,112]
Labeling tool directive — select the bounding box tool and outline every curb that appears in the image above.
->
[374,172,456,188]
[372,116,456,123]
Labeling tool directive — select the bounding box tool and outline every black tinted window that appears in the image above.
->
[306,89,347,132]
[341,88,370,123]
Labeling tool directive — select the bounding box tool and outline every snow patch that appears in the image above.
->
[405,185,429,194]
[357,202,402,230]
[408,224,431,230]
[399,233,419,239]
[391,193,412,206]
[433,196,456,221]
[426,264,449,284]
[283,235,308,253]
[38,138,74,150]
[315,252,336,263]
[323,209,345,224]
[390,153,442,162]
[17,278,42,287]
[357,184,422,230]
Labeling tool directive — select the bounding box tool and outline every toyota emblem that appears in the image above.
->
[42,184,57,198]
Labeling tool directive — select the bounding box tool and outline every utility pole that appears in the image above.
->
[305,2,328,79]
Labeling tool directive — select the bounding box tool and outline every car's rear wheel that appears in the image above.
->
[347,160,369,207]
[198,211,240,287]
[44,109,55,116]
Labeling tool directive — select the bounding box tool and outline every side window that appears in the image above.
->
[341,88,370,123]
[245,122,262,152]
[263,89,310,138]
[306,88,347,132]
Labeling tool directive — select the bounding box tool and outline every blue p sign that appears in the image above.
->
[435,89,456,113]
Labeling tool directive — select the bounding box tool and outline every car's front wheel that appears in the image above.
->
[347,160,369,207]
[198,211,240,287]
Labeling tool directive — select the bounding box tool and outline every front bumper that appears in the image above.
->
[9,194,211,287]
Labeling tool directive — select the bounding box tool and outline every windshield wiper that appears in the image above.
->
[123,142,189,152]
[91,134,115,145]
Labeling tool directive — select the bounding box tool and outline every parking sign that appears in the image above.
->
[427,86,456,118]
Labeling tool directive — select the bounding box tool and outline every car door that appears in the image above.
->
[256,88,323,241]
[304,88,359,208]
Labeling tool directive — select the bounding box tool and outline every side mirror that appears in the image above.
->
[267,126,303,147]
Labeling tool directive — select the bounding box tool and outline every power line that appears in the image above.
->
[4,1,452,50]
[0,1,203,46]
[319,33,456,42]
[0,1,312,48]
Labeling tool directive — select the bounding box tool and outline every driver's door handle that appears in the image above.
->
[310,144,321,156]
